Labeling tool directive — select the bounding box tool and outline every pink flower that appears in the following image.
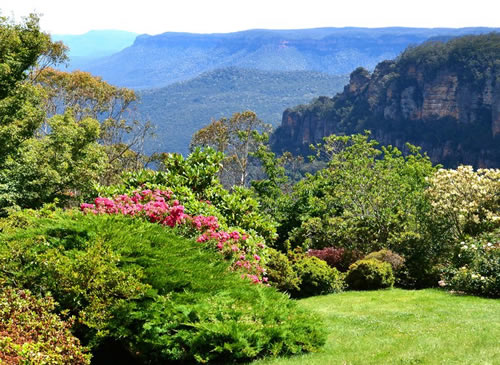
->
[253,254,261,261]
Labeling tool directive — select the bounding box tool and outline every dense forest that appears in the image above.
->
[0,14,499,365]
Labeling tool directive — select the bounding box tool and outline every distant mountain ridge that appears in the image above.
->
[136,67,348,154]
[271,33,500,168]
[81,27,500,89]
[52,30,138,68]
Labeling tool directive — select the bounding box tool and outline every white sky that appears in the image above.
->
[2,0,500,35]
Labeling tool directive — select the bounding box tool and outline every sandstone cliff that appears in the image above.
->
[271,33,500,167]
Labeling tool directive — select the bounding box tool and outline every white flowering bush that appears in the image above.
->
[427,166,500,239]
[443,229,500,297]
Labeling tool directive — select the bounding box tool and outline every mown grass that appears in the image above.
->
[252,289,500,365]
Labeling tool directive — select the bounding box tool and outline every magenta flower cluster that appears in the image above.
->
[81,189,266,283]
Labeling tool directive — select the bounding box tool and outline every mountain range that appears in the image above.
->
[76,27,500,89]
[52,30,137,69]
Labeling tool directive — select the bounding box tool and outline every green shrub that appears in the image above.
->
[0,284,91,364]
[265,248,300,292]
[346,259,395,290]
[445,230,499,298]
[0,211,326,363]
[291,254,345,298]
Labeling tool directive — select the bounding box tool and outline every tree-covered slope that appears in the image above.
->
[136,67,348,154]
[82,27,499,89]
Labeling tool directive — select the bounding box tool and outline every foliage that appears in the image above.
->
[265,248,300,293]
[0,284,90,365]
[191,110,271,187]
[81,189,267,282]
[364,249,406,272]
[0,13,66,166]
[0,111,107,212]
[444,229,500,297]
[426,165,500,239]
[284,134,436,253]
[345,259,395,290]
[290,251,345,298]
[0,211,326,363]
[37,67,154,185]
[96,148,278,244]
[271,133,442,288]
[308,247,362,272]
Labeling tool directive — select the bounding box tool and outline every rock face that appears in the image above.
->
[271,34,500,167]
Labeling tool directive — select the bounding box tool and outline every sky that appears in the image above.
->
[2,0,500,35]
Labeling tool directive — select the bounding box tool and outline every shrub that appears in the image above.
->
[0,284,90,365]
[444,230,500,297]
[346,259,395,290]
[308,247,362,272]
[291,254,345,298]
[427,166,500,239]
[94,148,278,244]
[265,248,300,292]
[0,212,326,363]
[364,249,405,272]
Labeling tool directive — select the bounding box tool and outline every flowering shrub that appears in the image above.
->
[81,189,267,283]
[444,229,500,297]
[427,166,500,239]
[0,285,90,365]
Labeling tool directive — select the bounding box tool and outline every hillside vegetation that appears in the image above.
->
[137,67,348,154]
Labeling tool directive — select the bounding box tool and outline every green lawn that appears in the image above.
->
[252,289,500,365]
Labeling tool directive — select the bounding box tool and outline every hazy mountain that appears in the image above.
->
[52,30,138,68]
[271,33,500,167]
[80,27,499,89]
[136,67,348,154]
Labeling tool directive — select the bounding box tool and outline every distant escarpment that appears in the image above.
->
[271,33,500,167]
[83,27,499,89]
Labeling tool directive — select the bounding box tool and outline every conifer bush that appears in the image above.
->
[0,211,326,363]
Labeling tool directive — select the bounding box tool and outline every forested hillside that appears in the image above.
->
[137,67,348,154]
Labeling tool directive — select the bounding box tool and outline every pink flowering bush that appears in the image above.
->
[81,189,268,283]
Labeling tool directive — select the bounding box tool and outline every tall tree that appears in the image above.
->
[0,13,66,165]
[36,68,154,184]
[191,111,270,186]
